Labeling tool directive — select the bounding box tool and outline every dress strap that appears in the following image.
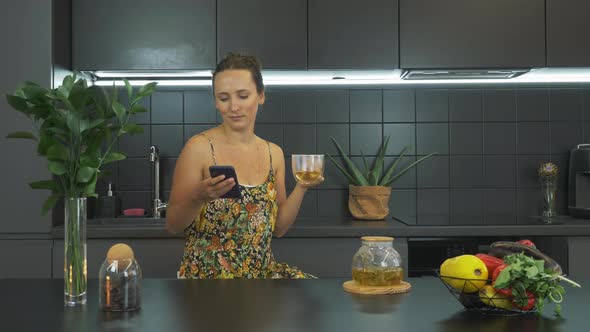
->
[201,133,217,165]
[266,141,273,172]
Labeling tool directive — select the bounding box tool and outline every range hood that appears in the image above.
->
[401,68,530,80]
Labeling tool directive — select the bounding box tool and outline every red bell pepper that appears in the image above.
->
[513,290,536,311]
[475,253,504,275]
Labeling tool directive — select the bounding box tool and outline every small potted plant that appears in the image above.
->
[328,136,436,220]
[5,74,156,305]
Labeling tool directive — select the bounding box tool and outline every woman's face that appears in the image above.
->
[213,69,264,131]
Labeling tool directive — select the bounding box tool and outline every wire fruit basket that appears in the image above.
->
[435,270,536,316]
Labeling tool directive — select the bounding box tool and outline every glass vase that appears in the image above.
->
[64,197,88,306]
[540,177,558,218]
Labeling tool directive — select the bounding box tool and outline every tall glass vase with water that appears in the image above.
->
[64,197,87,306]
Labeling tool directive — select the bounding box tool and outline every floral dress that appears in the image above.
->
[178,136,315,279]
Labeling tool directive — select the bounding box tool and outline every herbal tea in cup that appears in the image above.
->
[292,154,325,185]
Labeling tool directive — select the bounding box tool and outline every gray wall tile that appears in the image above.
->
[517,189,543,222]
[350,124,382,155]
[256,124,283,146]
[350,90,382,122]
[449,90,482,122]
[451,190,483,225]
[118,125,150,158]
[517,122,550,154]
[151,92,183,124]
[317,124,349,155]
[417,189,449,225]
[118,191,151,212]
[417,156,449,188]
[151,125,183,157]
[550,89,583,121]
[550,155,569,194]
[184,124,216,142]
[517,89,549,121]
[318,190,349,217]
[389,189,417,224]
[416,89,448,122]
[320,158,349,190]
[484,89,516,122]
[484,156,516,188]
[383,90,415,122]
[283,92,315,123]
[450,123,482,154]
[416,123,449,155]
[484,123,516,154]
[258,92,282,123]
[118,158,151,191]
[284,124,316,155]
[551,122,582,156]
[484,189,517,225]
[316,91,349,123]
[384,123,415,155]
[450,156,484,188]
[161,158,176,191]
[184,90,216,123]
[299,190,317,217]
[584,89,590,121]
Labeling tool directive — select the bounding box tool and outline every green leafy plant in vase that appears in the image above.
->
[327,136,436,220]
[5,74,156,306]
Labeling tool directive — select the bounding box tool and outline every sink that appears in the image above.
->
[88,217,166,226]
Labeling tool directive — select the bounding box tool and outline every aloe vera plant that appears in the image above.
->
[327,136,437,186]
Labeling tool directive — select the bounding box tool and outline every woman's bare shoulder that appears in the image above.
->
[182,132,213,157]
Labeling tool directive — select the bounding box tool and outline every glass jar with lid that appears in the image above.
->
[98,258,142,311]
[352,236,403,286]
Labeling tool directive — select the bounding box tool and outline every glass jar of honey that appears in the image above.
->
[352,236,403,286]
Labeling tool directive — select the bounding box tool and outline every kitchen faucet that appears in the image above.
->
[149,145,168,218]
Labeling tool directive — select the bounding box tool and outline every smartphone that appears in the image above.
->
[209,165,241,199]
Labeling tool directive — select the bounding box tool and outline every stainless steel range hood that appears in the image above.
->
[401,68,530,80]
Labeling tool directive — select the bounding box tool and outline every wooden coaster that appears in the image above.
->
[342,280,412,295]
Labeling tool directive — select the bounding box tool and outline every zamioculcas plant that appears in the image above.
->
[327,136,437,187]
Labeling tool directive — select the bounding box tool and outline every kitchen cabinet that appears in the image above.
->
[217,0,307,69]
[308,0,399,69]
[568,237,590,279]
[547,0,590,66]
[272,238,408,278]
[400,0,545,69]
[52,239,184,278]
[73,0,216,70]
[0,240,52,278]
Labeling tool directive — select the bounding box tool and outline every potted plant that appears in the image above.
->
[5,74,156,305]
[328,136,436,220]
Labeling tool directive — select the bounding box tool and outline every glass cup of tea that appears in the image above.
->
[292,154,325,186]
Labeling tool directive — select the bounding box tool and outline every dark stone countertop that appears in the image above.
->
[51,215,590,239]
[0,277,585,332]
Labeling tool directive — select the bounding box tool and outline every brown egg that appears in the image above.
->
[106,243,135,269]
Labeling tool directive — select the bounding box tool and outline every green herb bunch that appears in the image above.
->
[327,136,436,186]
[5,74,156,214]
[493,252,581,316]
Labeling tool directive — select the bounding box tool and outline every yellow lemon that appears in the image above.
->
[440,254,488,293]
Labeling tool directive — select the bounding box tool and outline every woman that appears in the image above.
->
[166,53,323,279]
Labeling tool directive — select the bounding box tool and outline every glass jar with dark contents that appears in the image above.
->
[352,236,403,286]
[99,258,142,311]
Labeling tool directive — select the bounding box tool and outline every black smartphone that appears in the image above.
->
[209,165,241,199]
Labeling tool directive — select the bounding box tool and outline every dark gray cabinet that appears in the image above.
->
[0,240,52,278]
[73,0,216,70]
[217,0,307,69]
[272,238,408,278]
[308,0,399,69]
[400,0,545,69]
[568,237,590,279]
[547,0,590,67]
[53,239,184,279]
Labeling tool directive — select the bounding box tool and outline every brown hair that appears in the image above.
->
[212,52,264,94]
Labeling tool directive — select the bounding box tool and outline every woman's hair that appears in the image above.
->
[212,52,264,94]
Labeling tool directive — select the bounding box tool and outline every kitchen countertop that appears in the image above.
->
[51,215,590,239]
[1,277,585,332]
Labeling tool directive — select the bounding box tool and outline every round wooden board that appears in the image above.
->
[342,280,412,295]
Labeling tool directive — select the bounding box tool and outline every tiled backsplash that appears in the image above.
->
[97,85,590,225]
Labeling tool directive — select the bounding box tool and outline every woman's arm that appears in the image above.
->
[272,144,323,237]
[165,136,236,234]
